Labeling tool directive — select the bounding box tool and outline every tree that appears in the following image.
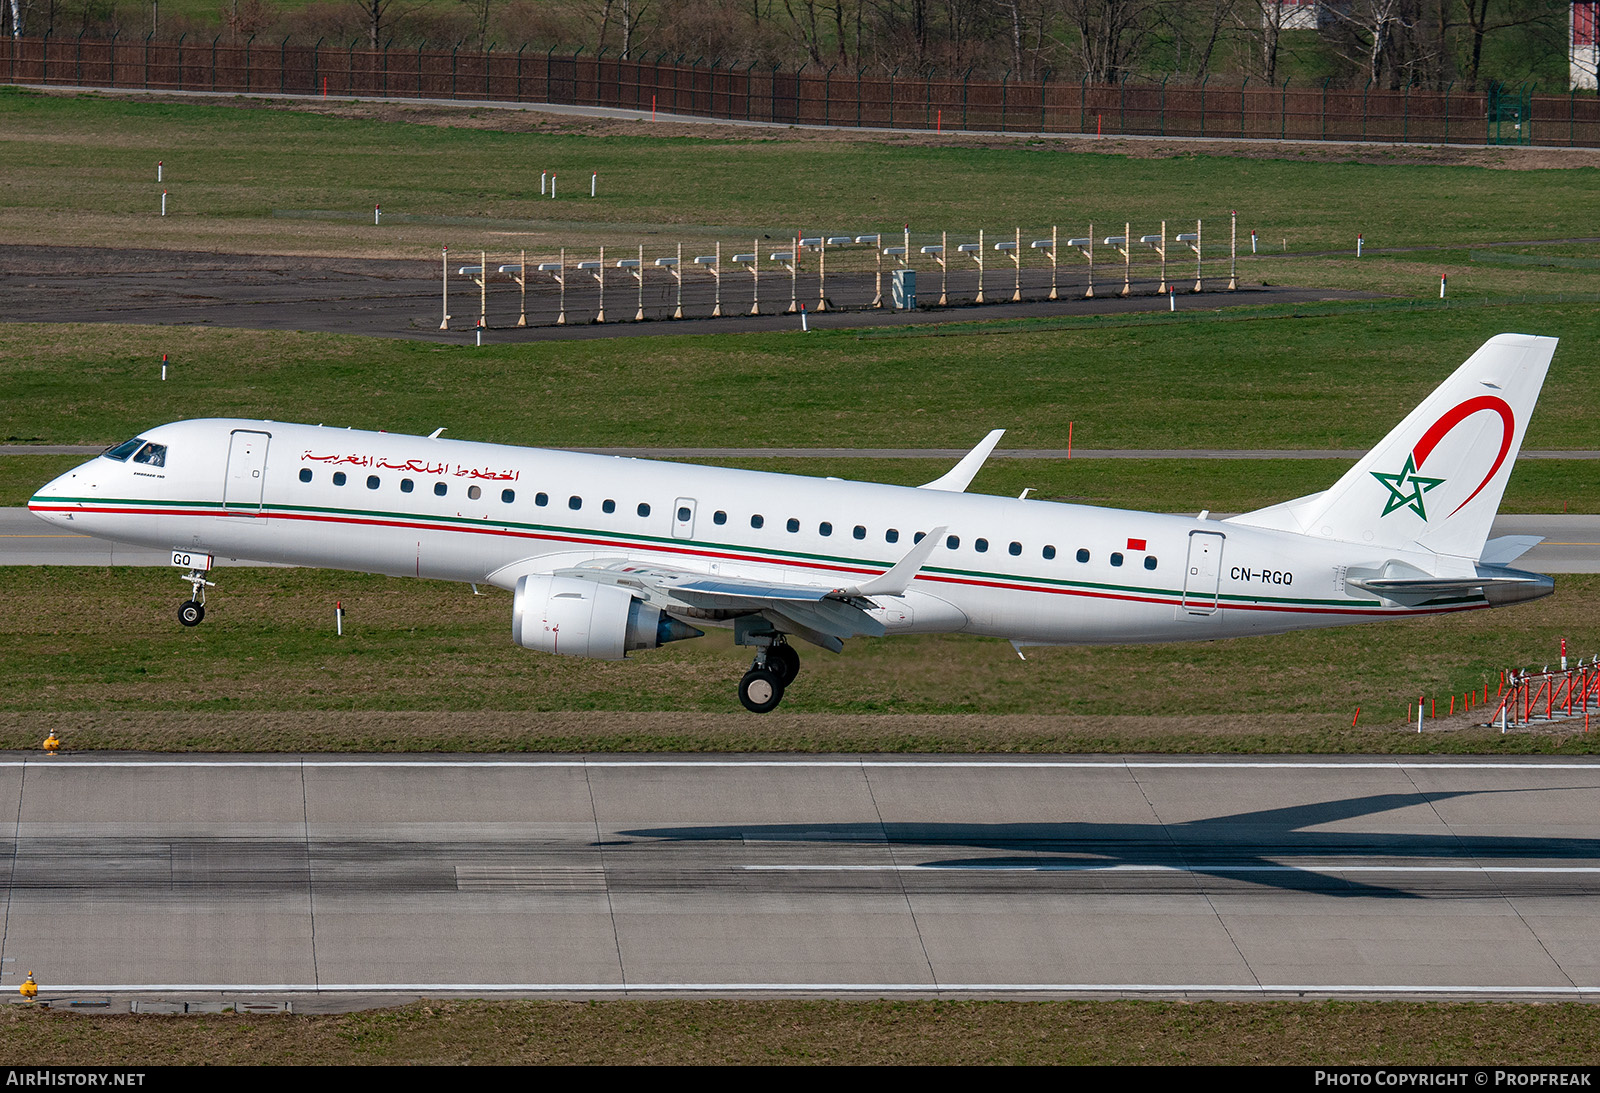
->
[1057,0,1161,82]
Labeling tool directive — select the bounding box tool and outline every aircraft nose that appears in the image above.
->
[28,464,95,527]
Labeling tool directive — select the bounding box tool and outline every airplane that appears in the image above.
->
[28,333,1557,713]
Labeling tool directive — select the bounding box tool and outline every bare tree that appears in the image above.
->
[1057,0,1160,82]
[1458,0,1558,89]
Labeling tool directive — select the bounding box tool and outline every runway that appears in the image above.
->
[4,507,1597,571]
[1,754,1598,1007]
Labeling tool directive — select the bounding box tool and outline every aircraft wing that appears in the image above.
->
[546,527,947,653]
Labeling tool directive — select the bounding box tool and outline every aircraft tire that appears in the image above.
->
[766,644,801,687]
[178,601,205,627]
[738,668,785,713]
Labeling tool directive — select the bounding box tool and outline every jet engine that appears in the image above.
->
[512,574,702,659]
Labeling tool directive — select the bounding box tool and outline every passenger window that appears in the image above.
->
[1043,545,1056,560]
[975,538,989,553]
[603,499,616,514]
[401,479,414,493]
[1009,542,1022,556]
[638,503,652,517]
[299,469,312,483]
[434,482,447,497]
[713,510,726,525]
[468,485,481,500]
[333,472,347,486]
[1076,548,1089,563]
[536,492,548,506]
[678,506,692,522]
[819,522,832,537]
[568,496,582,510]
[133,443,167,467]
[1111,552,1124,567]
[945,535,960,550]
[751,515,764,529]
[1144,556,1158,570]
[367,475,381,489]
[502,489,515,503]
[853,526,866,540]
[787,518,800,533]
[913,531,924,543]
[887,529,900,544]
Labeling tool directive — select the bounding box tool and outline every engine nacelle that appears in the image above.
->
[512,574,701,660]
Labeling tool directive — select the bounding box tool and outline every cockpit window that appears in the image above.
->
[132,443,167,467]
[103,438,145,462]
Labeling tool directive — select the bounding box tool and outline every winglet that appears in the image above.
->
[919,430,1004,492]
[839,526,947,597]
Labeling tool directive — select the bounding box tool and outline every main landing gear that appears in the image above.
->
[178,568,216,628]
[737,640,801,713]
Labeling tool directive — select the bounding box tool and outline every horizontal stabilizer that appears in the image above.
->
[1479,535,1543,566]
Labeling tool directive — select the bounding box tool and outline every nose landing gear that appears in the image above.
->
[177,567,215,628]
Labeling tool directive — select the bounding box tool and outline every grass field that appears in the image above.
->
[4,999,1598,1065]
[3,88,1599,268]
[5,303,1600,451]
[2,565,1592,750]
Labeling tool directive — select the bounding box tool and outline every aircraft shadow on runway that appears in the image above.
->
[619,789,1600,899]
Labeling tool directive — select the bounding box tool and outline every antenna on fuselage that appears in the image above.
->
[428,428,446,439]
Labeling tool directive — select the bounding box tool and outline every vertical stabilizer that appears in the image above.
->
[1227,333,1556,561]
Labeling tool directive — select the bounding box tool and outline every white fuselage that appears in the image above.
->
[29,418,1492,645]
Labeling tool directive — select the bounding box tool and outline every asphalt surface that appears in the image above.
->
[5,507,1595,572]
[0,243,1370,343]
[2,754,1597,1009]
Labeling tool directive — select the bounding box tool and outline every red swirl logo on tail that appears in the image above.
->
[1371,395,1516,521]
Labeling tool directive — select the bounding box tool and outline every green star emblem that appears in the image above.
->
[1371,455,1446,520]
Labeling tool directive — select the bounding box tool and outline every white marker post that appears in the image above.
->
[591,172,597,198]
[541,171,547,196]
[703,245,722,317]
[161,353,168,381]
[157,160,163,182]
[855,234,881,308]
[1440,273,1447,298]
[735,246,760,316]
[1070,230,1095,298]
[1029,229,1057,301]
[440,246,451,330]
[1228,210,1238,291]
[550,173,556,199]
[374,203,381,225]
[539,251,567,326]
[1357,233,1364,257]
[1251,228,1257,254]
[161,190,167,216]
[336,600,344,637]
